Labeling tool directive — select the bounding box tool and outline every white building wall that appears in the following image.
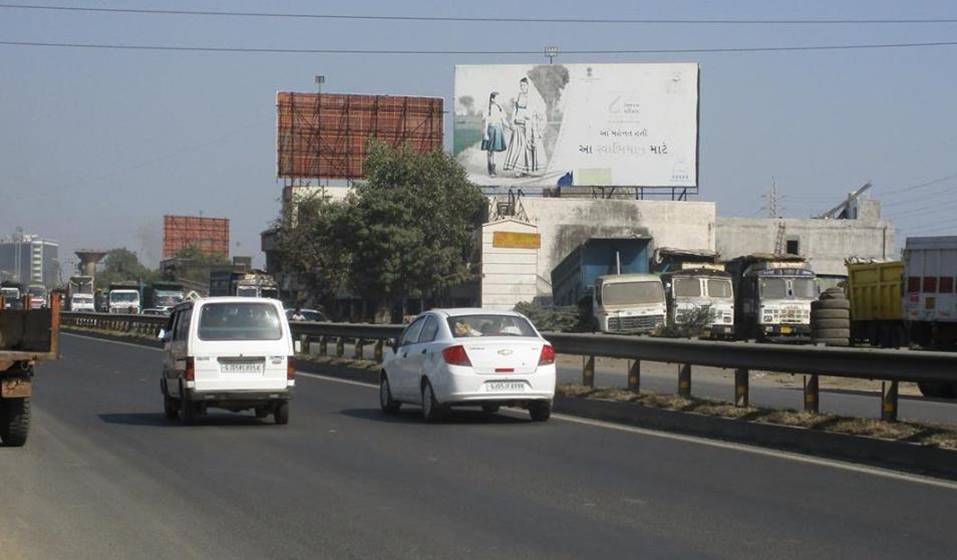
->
[480,219,539,310]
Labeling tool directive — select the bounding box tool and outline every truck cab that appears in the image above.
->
[661,267,735,338]
[108,284,141,314]
[593,274,667,334]
[70,293,96,312]
[0,283,21,309]
[26,284,47,309]
[728,256,816,341]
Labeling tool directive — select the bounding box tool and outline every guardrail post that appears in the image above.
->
[627,360,640,392]
[300,335,310,356]
[354,338,364,360]
[734,368,749,407]
[804,374,820,413]
[319,336,328,357]
[374,340,384,363]
[583,356,595,388]
[336,337,345,358]
[882,381,899,422]
[678,364,692,397]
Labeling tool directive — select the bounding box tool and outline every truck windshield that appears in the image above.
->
[155,291,183,306]
[707,279,733,299]
[198,302,282,341]
[0,288,19,298]
[110,292,139,303]
[73,295,93,303]
[759,277,816,299]
[673,278,701,297]
[602,281,664,306]
[759,278,788,299]
[793,278,817,299]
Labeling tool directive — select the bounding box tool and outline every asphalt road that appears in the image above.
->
[2,332,957,559]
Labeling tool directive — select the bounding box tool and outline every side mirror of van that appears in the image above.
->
[158,328,169,342]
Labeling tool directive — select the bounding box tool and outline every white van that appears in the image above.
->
[159,297,296,424]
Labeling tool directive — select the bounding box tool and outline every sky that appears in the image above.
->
[2,0,957,275]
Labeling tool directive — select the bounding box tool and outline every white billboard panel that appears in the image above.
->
[454,63,699,189]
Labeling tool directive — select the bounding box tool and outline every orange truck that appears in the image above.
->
[0,293,60,446]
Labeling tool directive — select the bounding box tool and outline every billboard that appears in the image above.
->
[454,63,699,189]
[163,215,230,259]
[276,92,443,179]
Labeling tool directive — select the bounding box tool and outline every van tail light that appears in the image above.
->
[287,357,297,380]
[185,357,195,381]
[538,344,556,366]
[441,345,472,367]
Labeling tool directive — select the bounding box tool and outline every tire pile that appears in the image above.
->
[811,287,850,347]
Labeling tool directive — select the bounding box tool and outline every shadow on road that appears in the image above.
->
[98,412,273,427]
[340,408,530,425]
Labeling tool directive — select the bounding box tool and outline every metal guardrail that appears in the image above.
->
[61,312,957,422]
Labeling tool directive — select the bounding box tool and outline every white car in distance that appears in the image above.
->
[380,309,556,422]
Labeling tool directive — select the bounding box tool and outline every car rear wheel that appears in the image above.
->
[163,395,179,420]
[379,375,401,414]
[421,381,445,423]
[529,401,551,422]
[274,402,290,425]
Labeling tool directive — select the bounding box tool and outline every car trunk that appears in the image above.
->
[192,339,289,392]
[458,337,543,375]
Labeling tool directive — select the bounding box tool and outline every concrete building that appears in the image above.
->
[716,200,894,277]
[0,233,59,288]
[480,219,540,310]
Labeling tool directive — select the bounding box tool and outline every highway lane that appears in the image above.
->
[1,332,956,559]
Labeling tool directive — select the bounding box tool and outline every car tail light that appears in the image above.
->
[287,357,296,380]
[441,345,472,367]
[538,344,555,366]
[185,357,195,381]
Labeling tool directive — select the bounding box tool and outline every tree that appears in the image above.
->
[272,194,352,307]
[345,141,486,318]
[458,95,475,116]
[169,244,230,287]
[96,248,156,290]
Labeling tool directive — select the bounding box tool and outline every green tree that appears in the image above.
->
[273,194,352,306]
[169,244,230,287]
[345,141,486,318]
[96,248,156,290]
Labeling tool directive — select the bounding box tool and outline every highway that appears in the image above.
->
[2,333,956,559]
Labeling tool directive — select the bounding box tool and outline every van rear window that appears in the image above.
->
[198,302,282,341]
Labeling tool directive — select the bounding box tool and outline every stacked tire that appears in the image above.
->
[812,288,850,347]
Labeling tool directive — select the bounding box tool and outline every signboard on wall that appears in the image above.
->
[453,63,699,189]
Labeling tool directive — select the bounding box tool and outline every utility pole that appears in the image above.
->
[544,46,558,64]
[762,177,783,218]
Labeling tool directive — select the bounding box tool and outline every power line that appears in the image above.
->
[3,4,957,25]
[878,172,957,196]
[3,39,957,55]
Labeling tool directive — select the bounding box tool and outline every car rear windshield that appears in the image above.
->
[198,302,283,341]
[603,281,664,306]
[447,315,537,338]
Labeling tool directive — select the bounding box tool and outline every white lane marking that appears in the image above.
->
[62,332,957,490]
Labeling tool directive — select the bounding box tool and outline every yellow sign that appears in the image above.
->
[493,231,541,249]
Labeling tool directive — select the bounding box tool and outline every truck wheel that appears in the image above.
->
[163,395,179,420]
[0,397,31,446]
[812,299,850,311]
[274,402,290,425]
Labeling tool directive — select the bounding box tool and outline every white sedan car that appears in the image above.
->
[380,308,556,422]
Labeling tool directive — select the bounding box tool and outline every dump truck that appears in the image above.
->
[208,269,278,299]
[725,254,816,341]
[0,293,60,446]
[654,249,735,338]
[551,238,666,333]
[1,281,22,309]
[67,275,96,312]
[108,282,142,314]
[846,259,904,347]
[142,281,185,313]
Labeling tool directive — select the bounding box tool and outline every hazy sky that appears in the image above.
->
[2,0,956,273]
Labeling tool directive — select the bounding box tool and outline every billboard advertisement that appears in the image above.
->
[163,215,230,259]
[277,92,443,179]
[454,63,699,189]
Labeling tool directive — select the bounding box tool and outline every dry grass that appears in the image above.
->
[556,382,957,450]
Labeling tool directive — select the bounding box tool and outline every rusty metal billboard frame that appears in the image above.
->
[162,215,230,259]
[276,92,444,180]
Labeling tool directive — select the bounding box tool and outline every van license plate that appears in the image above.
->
[221,363,263,374]
[485,382,526,392]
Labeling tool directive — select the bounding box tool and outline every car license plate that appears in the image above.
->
[485,381,526,392]
[780,326,793,334]
[221,362,263,374]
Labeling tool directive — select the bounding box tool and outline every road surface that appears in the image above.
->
[2,332,956,559]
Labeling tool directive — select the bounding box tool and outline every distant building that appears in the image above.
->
[0,233,60,288]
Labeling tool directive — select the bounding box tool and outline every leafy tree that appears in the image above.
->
[168,244,230,287]
[458,95,475,115]
[96,248,157,290]
[272,194,352,307]
[344,141,486,319]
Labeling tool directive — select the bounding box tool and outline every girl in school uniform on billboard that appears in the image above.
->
[482,91,507,177]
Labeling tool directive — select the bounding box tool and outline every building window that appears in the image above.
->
[785,238,800,255]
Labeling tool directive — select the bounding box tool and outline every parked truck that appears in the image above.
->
[551,238,666,334]
[142,281,184,314]
[654,248,735,338]
[67,275,96,312]
[108,282,142,314]
[0,293,60,446]
[1,281,22,309]
[208,269,278,299]
[26,284,48,309]
[725,254,816,341]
